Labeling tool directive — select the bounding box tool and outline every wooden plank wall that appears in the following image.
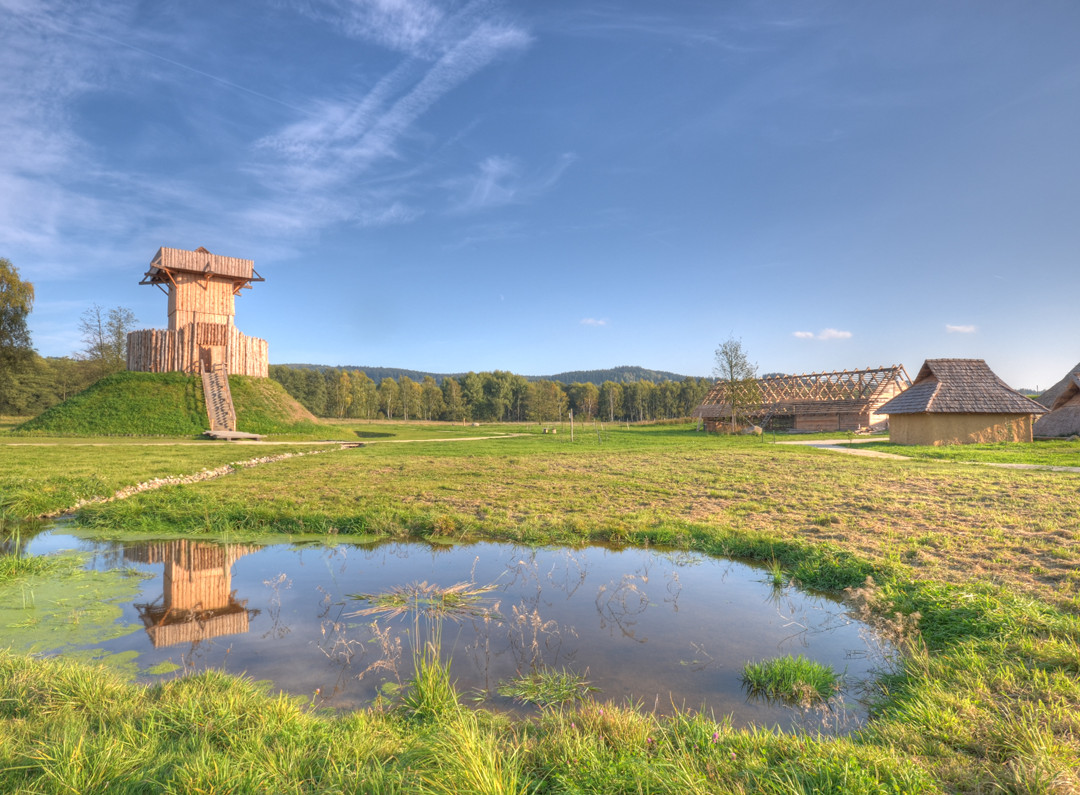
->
[226,325,269,378]
[127,326,268,377]
[168,277,236,329]
[157,247,254,279]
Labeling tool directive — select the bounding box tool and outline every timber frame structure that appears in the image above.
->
[127,245,268,378]
[127,246,269,433]
[694,365,911,433]
[127,246,269,379]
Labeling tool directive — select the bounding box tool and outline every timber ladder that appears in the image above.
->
[201,363,237,432]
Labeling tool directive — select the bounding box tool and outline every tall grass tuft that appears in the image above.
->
[410,710,527,794]
[741,654,839,704]
[401,641,460,721]
[349,580,500,721]
[497,667,597,707]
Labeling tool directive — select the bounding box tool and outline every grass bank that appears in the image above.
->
[2,424,1079,791]
[0,441,341,518]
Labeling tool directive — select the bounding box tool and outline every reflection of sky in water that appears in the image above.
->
[25,532,893,732]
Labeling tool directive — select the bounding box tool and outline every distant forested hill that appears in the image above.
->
[542,366,697,385]
[277,364,700,386]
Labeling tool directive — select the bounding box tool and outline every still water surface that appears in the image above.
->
[25,532,889,730]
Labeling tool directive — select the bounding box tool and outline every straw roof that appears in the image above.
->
[1035,361,1080,408]
[694,365,909,419]
[141,246,261,285]
[877,359,1047,416]
[1033,373,1080,437]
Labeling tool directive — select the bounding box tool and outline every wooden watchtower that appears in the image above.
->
[127,246,269,432]
[127,246,268,377]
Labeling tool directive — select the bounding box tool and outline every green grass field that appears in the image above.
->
[1,423,1078,792]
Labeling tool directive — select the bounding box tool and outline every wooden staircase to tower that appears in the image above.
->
[201,363,236,432]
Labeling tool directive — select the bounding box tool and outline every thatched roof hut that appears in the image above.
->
[877,359,1046,445]
[1033,373,1080,438]
[1035,361,1080,408]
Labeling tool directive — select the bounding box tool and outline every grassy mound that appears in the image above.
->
[229,375,321,434]
[14,372,322,437]
[15,372,206,436]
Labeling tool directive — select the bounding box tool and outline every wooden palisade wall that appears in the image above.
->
[127,325,268,377]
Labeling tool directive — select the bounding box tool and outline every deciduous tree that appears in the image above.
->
[378,377,399,419]
[441,376,465,422]
[348,371,377,419]
[712,336,758,432]
[420,375,444,421]
[0,258,35,410]
[599,381,622,422]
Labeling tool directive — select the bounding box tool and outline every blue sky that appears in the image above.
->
[4,1,1079,389]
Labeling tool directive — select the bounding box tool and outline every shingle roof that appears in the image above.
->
[877,359,1047,416]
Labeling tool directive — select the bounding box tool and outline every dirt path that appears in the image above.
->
[775,439,910,460]
[777,438,1080,471]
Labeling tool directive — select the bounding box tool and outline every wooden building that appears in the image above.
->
[876,359,1046,445]
[1033,372,1080,438]
[127,246,268,377]
[127,540,258,649]
[694,365,910,433]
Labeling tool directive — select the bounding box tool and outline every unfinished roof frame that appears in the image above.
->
[696,365,911,431]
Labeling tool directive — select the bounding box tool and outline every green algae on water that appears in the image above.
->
[0,553,147,656]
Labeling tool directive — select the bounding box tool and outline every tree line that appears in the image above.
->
[269,365,713,423]
[1,256,714,422]
[1,257,143,415]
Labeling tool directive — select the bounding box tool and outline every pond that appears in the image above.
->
[11,530,892,732]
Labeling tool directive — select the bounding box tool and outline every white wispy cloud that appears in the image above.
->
[458,155,520,208]
[255,11,530,195]
[555,7,742,49]
[793,328,852,340]
[317,0,447,55]
[946,324,976,334]
[447,152,576,212]
[580,318,607,327]
[1,0,531,272]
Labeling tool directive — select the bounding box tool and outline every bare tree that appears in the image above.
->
[712,336,758,433]
[77,304,137,379]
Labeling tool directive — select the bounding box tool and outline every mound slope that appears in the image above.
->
[16,371,320,436]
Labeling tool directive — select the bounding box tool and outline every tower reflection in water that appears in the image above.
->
[125,540,259,649]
